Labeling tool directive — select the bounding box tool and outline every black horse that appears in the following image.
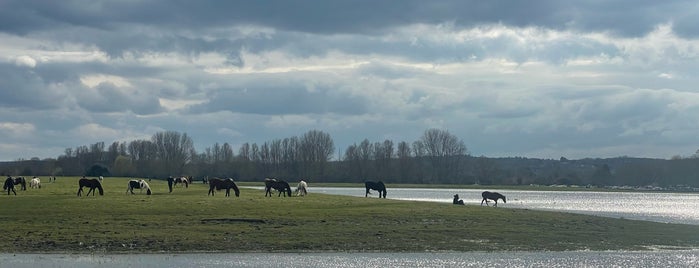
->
[77,178,104,196]
[208,178,240,197]
[3,177,16,195]
[365,181,387,198]
[13,176,26,191]
[453,194,464,205]
[481,191,506,207]
[264,178,292,197]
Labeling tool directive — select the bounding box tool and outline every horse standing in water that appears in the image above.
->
[294,180,308,196]
[77,177,104,196]
[126,179,152,195]
[208,178,240,197]
[264,178,292,197]
[3,176,16,195]
[365,181,387,198]
[481,191,506,207]
[453,194,464,205]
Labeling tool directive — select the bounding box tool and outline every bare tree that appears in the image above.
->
[151,131,195,176]
[416,128,468,183]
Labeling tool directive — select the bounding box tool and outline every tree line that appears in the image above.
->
[2,129,699,188]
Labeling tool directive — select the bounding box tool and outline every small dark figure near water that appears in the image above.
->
[453,194,464,205]
[365,181,387,198]
[4,176,17,195]
[481,191,506,207]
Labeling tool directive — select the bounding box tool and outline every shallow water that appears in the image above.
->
[3,251,698,268]
[304,187,699,225]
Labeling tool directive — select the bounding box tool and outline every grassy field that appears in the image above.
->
[1,176,698,253]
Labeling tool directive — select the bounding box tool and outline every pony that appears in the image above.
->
[3,176,16,195]
[77,177,104,196]
[174,176,189,188]
[126,179,152,195]
[365,181,387,198]
[294,180,308,196]
[208,177,240,197]
[481,191,506,207]
[30,177,41,189]
[264,178,292,197]
[13,176,26,191]
[453,194,464,205]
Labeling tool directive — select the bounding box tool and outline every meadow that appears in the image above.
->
[1,176,698,253]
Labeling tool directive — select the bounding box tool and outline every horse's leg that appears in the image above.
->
[365,188,369,197]
[225,189,230,197]
[77,187,82,196]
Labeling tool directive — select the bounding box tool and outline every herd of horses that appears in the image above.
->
[4,175,508,207]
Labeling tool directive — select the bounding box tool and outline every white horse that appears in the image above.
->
[126,179,152,195]
[295,180,308,196]
[30,177,41,189]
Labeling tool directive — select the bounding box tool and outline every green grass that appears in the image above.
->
[1,177,698,253]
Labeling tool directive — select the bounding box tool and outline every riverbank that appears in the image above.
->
[1,177,698,253]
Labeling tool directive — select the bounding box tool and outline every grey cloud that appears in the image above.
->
[189,83,367,116]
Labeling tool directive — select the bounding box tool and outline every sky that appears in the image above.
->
[2,0,699,161]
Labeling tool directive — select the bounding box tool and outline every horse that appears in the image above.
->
[453,194,464,205]
[30,177,41,189]
[481,191,506,207]
[264,178,292,197]
[208,177,240,197]
[294,180,308,196]
[365,181,387,198]
[173,176,189,188]
[3,176,16,195]
[126,179,152,195]
[77,177,104,196]
[13,176,26,191]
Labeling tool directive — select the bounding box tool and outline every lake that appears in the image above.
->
[306,187,699,225]
[3,250,699,267]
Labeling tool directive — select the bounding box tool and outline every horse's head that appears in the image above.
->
[146,188,152,195]
[501,195,507,203]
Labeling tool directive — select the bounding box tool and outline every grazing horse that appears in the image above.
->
[481,191,506,207]
[365,181,387,198]
[294,180,308,196]
[13,176,26,191]
[30,177,41,189]
[3,176,16,195]
[77,178,104,196]
[126,179,152,195]
[173,176,189,188]
[453,194,464,205]
[264,178,292,197]
[208,177,240,197]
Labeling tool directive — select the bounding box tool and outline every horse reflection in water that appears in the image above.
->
[481,191,506,207]
[365,181,387,198]
[264,178,292,197]
[208,177,240,197]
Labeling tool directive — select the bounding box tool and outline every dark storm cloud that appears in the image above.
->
[2,0,697,37]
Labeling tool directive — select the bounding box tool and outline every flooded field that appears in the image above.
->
[3,250,698,267]
[305,187,699,225]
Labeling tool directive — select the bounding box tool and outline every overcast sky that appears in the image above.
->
[2,0,699,161]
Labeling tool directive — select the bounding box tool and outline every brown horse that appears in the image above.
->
[208,177,240,197]
[3,177,16,195]
[264,178,292,197]
[77,178,104,196]
[481,191,506,207]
